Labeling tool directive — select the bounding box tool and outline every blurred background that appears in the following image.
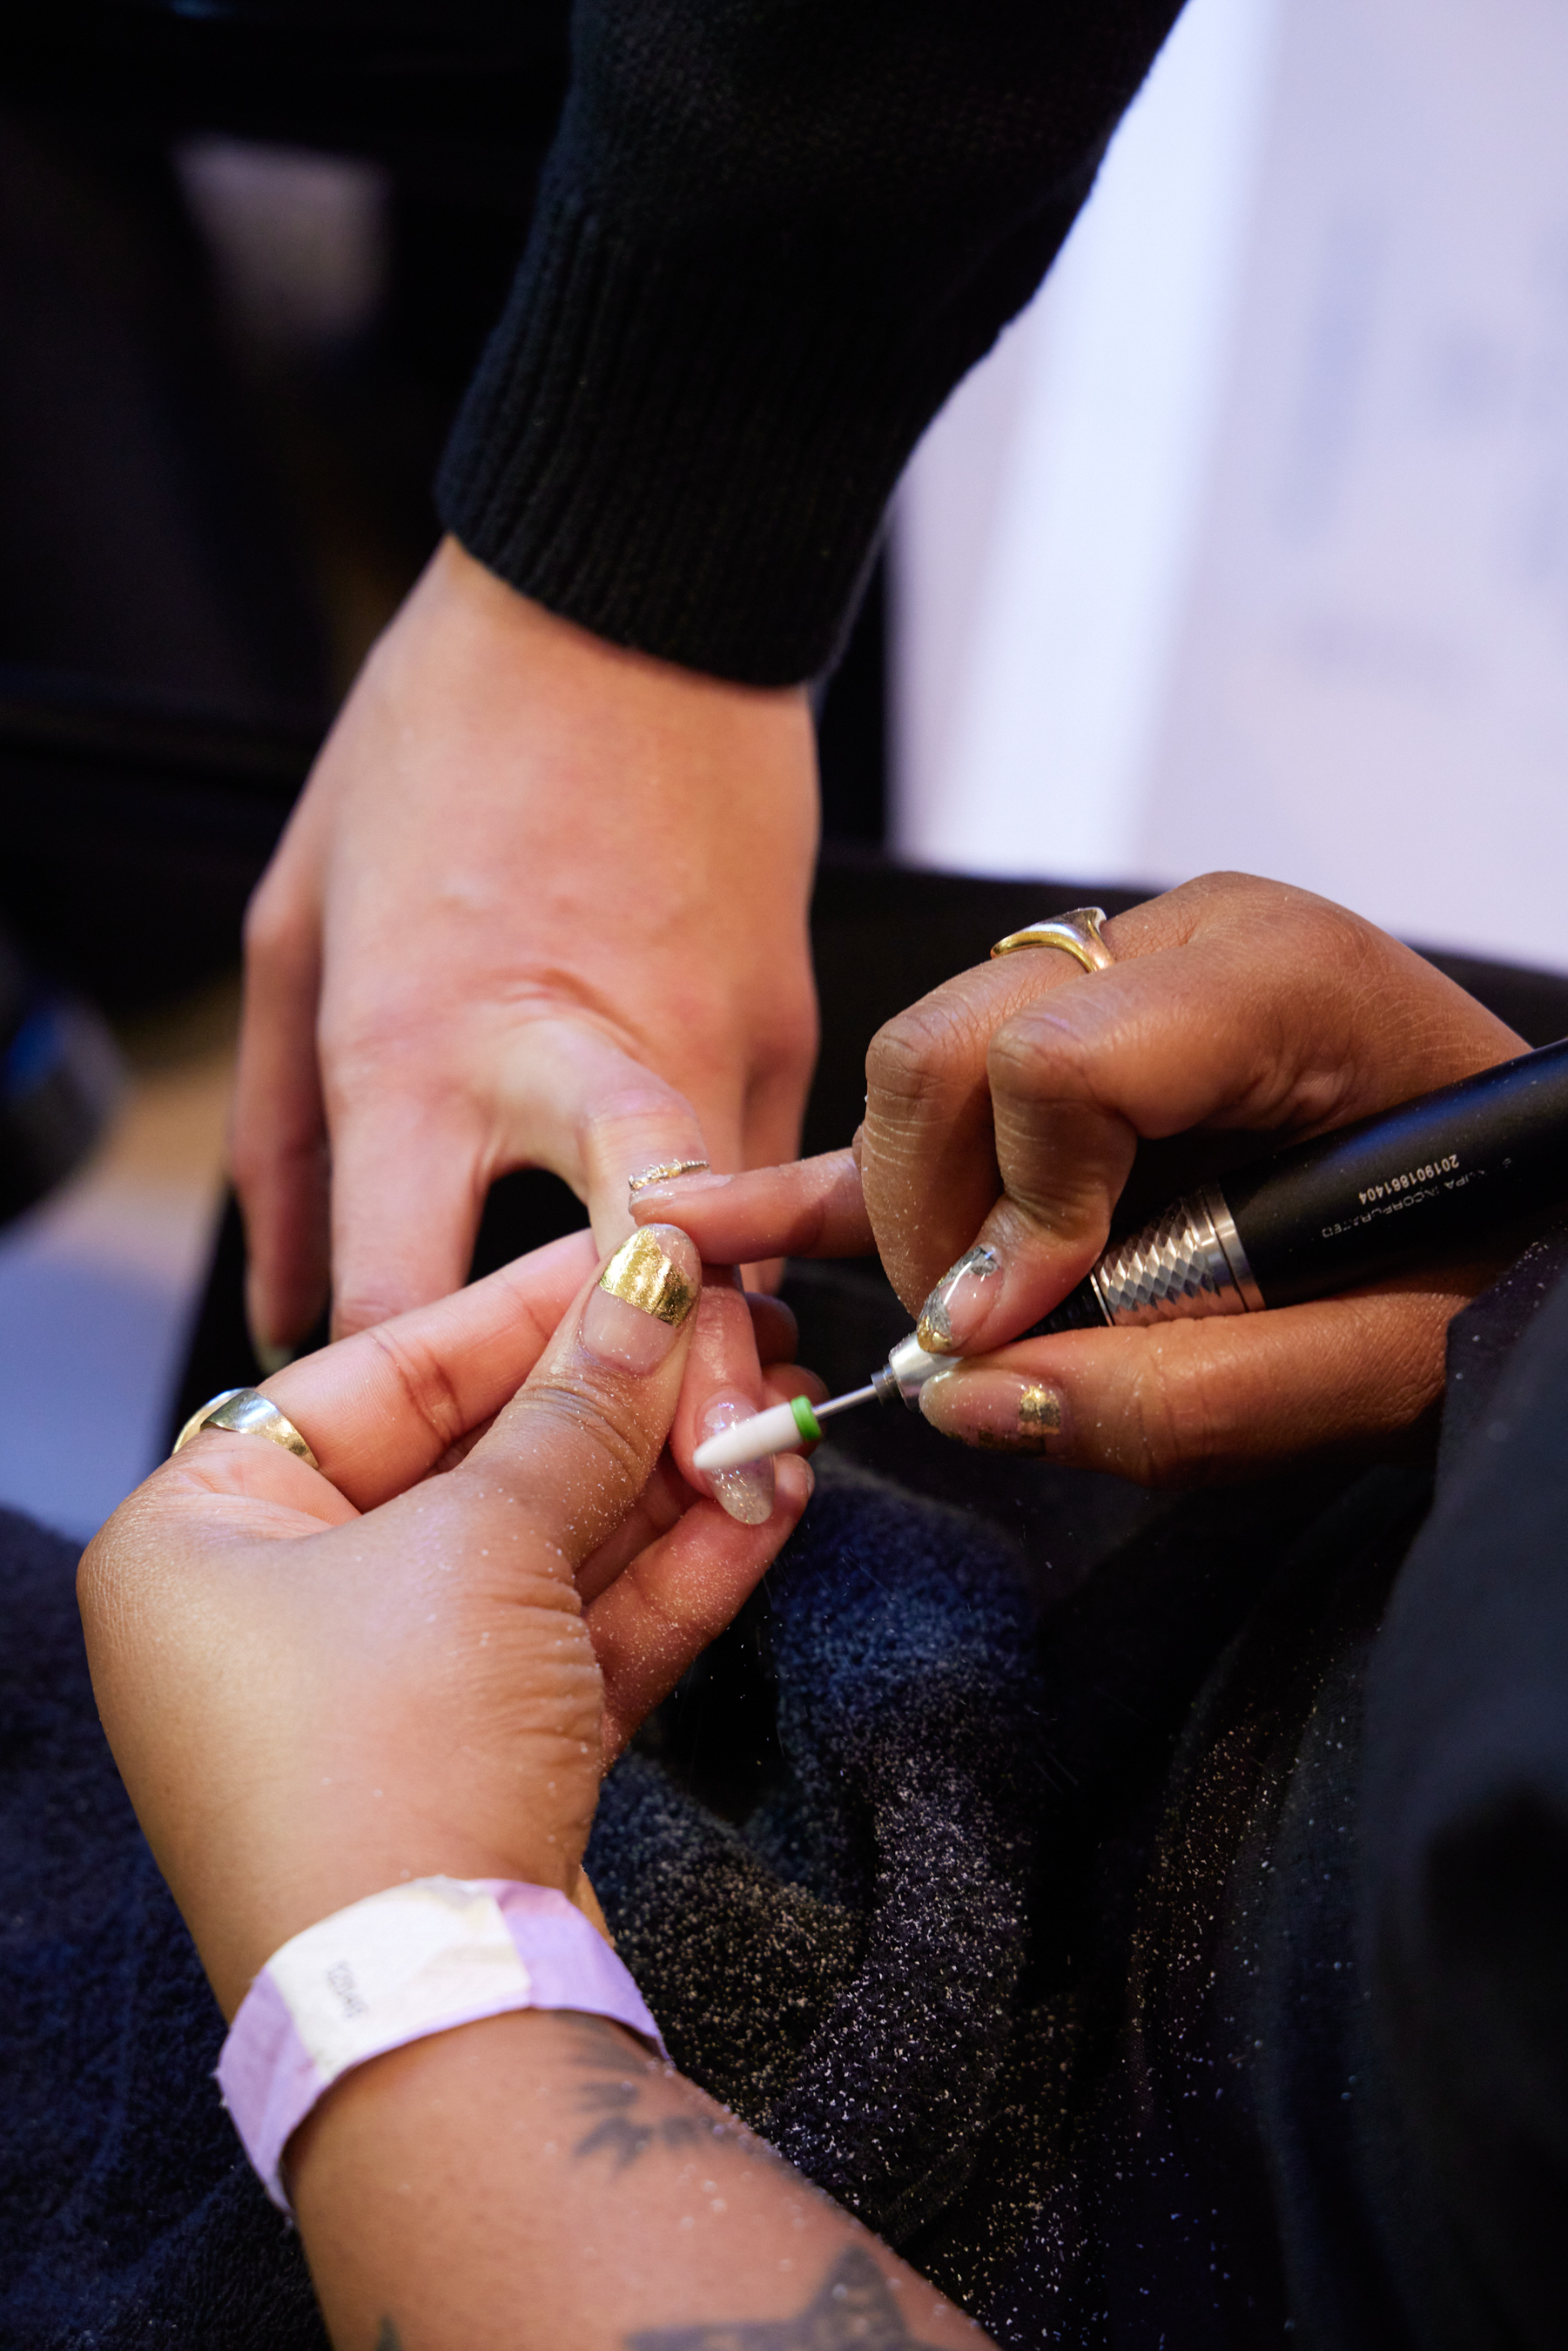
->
[2,0,1565,1540]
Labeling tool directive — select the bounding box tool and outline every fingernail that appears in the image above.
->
[916,1243,1001,1353]
[919,1369,1065,1454]
[697,1393,777,1525]
[629,1169,731,1217]
[581,1228,700,1371]
[252,1335,295,1378]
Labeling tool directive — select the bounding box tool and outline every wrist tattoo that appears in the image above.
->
[627,2247,949,2348]
[373,2324,402,2351]
[567,2018,762,2174]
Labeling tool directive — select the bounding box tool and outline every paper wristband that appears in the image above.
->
[218,1877,667,2209]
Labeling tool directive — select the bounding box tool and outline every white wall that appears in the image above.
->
[892,0,1568,972]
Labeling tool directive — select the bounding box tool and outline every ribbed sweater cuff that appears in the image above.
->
[436,185,998,686]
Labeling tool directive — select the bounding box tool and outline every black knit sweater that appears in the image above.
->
[435,0,1183,684]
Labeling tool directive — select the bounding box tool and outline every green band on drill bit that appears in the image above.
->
[790,1395,823,1445]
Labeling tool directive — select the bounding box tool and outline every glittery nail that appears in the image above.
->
[916,1243,1001,1352]
[697,1395,777,1525]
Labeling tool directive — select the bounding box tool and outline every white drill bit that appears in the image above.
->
[691,1382,882,1473]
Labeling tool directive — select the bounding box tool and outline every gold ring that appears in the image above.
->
[627,1159,710,1201]
[990,906,1114,973]
[172,1387,320,1470]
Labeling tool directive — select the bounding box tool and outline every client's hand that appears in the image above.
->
[78,1227,812,2019]
[77,1237,987,2351]
[633,874,1525,1485]
[232,536,819,1356]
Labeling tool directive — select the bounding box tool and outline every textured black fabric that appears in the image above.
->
[438,0,1184,682]
[588,1452,1430,2346]
[592,1470,1047,2248]
[1359,1227,1568,2351]
[0,1509,325,2348]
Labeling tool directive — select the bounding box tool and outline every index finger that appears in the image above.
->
[179,1230,599,1514]
[630,1149,872,1262]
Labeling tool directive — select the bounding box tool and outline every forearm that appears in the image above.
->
[290,2011,986,2351]
[441,0,1183,683]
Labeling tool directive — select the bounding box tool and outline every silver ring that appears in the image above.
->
[172,1387,320,1470]
[990,906,1114,973]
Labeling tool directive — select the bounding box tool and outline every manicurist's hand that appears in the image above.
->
[635,874,1526,1484]
[77,1234,985,2351]
[232,535,819,1356]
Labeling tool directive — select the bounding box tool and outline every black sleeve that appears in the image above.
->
[1363,1244,1568,2351]
[435,0,1183,685]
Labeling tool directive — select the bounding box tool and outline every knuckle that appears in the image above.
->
[1120,1338,1226,1488]
[363,1321,467,1452]
[513,1377,651,1492]
[230,1123,323,1198]
[987,1012,1090,1104]
[318,993,435,1070]
[582,1078,690,1138]
[76,1486,159,1630]
[867,993,983,1108]
[333,1285,415,1338]
[243,873,310,970]
[1194,866,1272,907]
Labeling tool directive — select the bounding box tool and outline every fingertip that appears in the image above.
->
[745,1290,799,1364]
[774,1451,815,1516]
[252,1333,297,1378]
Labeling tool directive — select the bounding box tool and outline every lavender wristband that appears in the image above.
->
[218,1877,666,2209]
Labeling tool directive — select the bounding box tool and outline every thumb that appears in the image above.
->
[467,1224,702,1566]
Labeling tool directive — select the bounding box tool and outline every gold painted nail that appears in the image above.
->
[972,1384,1063,1453]
[597,1229,698,1326]
[919,1370,1065,1453]
[1019,1384,1062,1435]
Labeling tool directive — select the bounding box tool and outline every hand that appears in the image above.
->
[232,536,819,1357]
[77,1243,979,2350]
[633,874,1525,1483]
[78,1226,812,2018]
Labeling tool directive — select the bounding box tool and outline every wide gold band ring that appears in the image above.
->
[172,1387,320,1470]
[990,906,1114,973]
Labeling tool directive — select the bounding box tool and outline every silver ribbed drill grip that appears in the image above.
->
[1089,1184,1264,1327]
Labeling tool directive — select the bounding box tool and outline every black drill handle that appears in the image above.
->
[1019,1036,1568,1337]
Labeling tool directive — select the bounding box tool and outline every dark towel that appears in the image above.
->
[590,1469,1046,2247]
[0,1508,326,2349]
